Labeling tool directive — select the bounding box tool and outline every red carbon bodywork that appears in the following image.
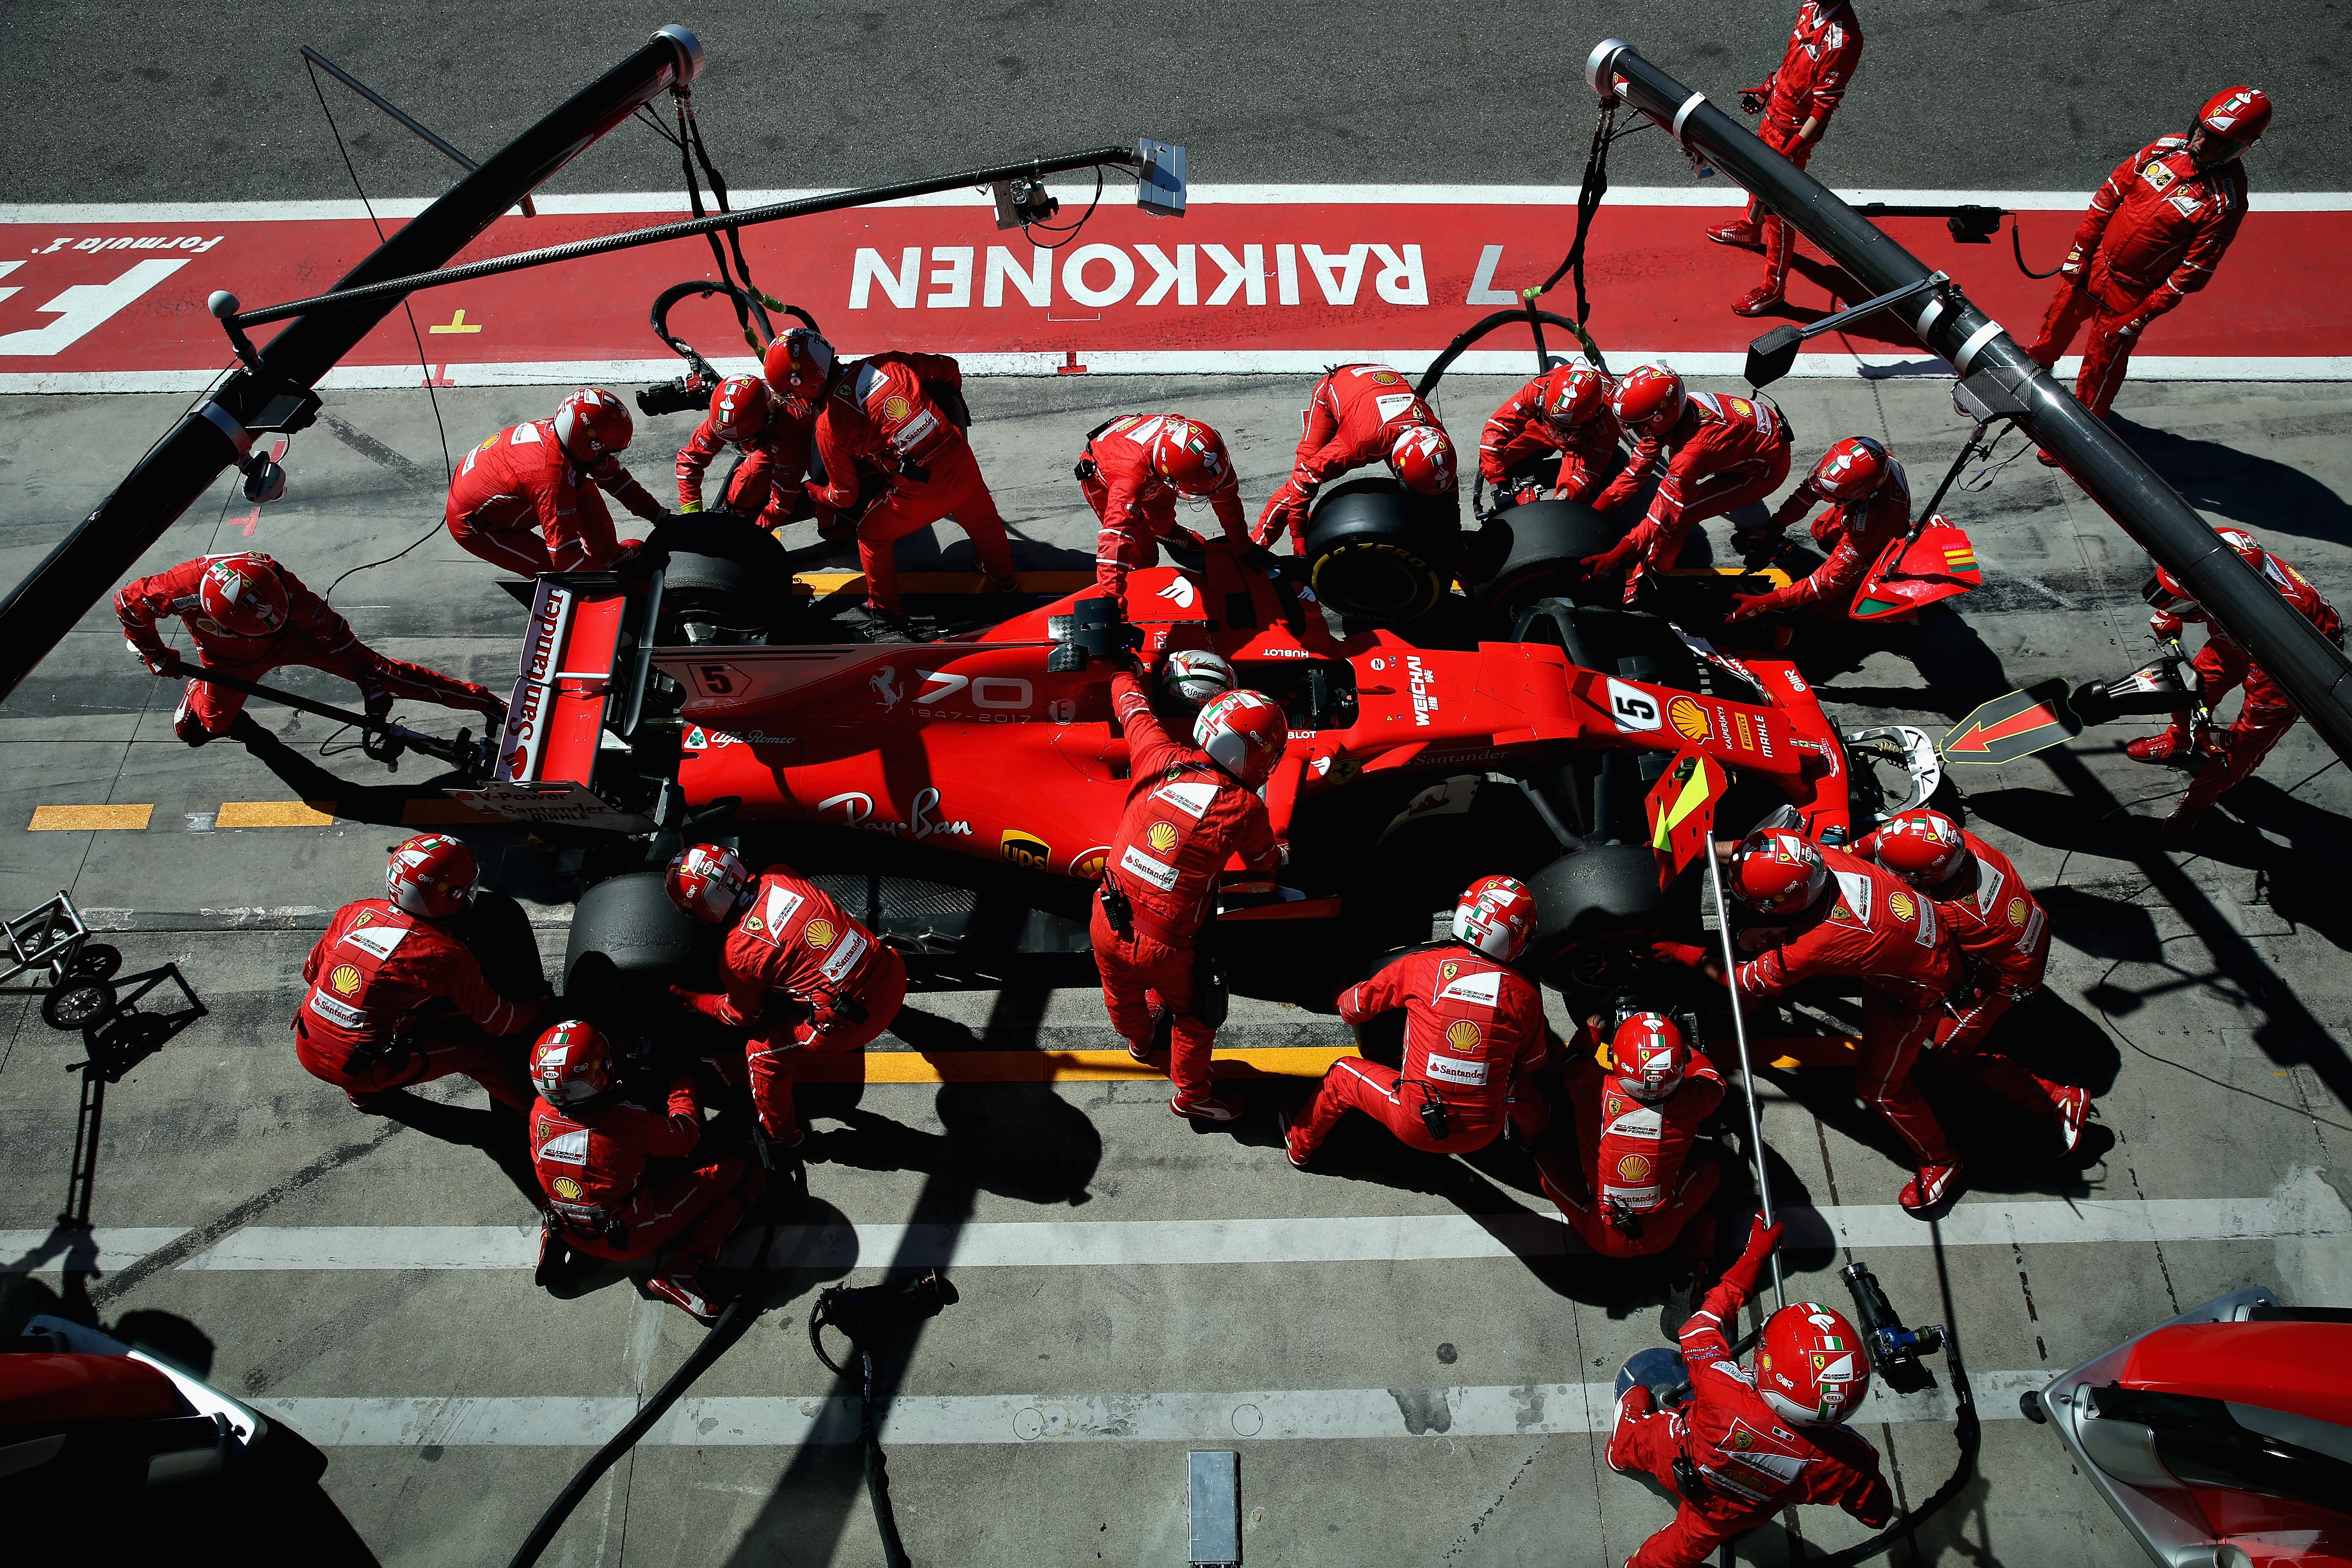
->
[655,543,1851,880]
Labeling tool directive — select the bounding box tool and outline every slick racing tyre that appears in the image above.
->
[649,514,792,641]
[1524,843,1679,993]
[1469,498,1619,626]
[564,871,707,994]
[1302,478,1458,626]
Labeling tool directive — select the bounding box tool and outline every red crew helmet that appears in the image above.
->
[1809,436,1897,503]
[1757,1301,1873,1426]
[1388,425,1456,496]
[2145,526,2264,616]
[1728,829,1828,915]
[710,374,772,442]
[530,1019,612,1107]
[1452,874,1537,962]
[1544,365,1609,432]
[386,833,479,918]
[1873,808,1971,887]
[1193,690,1290,787]
[1610,1012,1693,1103]
[1160,648,1236,708]
[197,552,290,637]
[1148,418,1233,497]
[554,386,634,464]
[763,328,836,407]
[1610,364,1687,437]
[2198,86,2272,143]
[666,843,751,924]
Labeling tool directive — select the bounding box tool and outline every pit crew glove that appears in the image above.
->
[1649,940,1710,970]
[1738,84,1770,115]
[2059,245,2087,280]
[1255,478,1315,548]
[2149,611,2185,640]
[1581,533,1645,581]
[127,639,180,677]
[1723,593,1772,624]
[1738,1213,1786,1267]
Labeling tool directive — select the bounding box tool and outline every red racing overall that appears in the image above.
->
[673,867,908,1142]
[1744,2,1863,289]
[1478,365,1626,506]
[674,402,819,531]
[1608,1239,1893,1566]
[443,418,664,574]
[1539,1032,1725,1259]
[2024,136,2248,419]
[2155,546,2344,813]
[1726,463,1910,618]
[116,554,500,742]
[1296,943,1551,1157]
[807,352,1013,615]
[1257,364,1456,549]
[1080,414,1249,604]
[1089,671,1282,1104]
[292,898,541,1109]
[1914,832,2072,1113]
[1588,393,1791,593]
[529,1079,763,1267]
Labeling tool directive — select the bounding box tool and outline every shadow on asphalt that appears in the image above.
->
[2109,411,2352,550]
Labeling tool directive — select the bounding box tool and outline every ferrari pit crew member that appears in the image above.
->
[1609,1217,1892,1568]
[672,373,817,533]
[665,844,908,1155]
[291,835,543,1112]
[1281,876,1552,1167]
[116,551,502,746]
[1257,363,1457,551]
[1094,672,1287,1123]
[1724,436,1909,622]
[1865,810,2089,1151]
[800,336,1017,636]
[2129,525,2342,833]
[1077,413,1250,606]
[444,386,666,575]
[2024,88,2267,432]
[1584,367,1793,606]
[1535,1011,1725,1263]
[1707,0,1864,316]
[527,1020,766,1324]
[1655,828,1963,1215]
[1477,362,1624,508]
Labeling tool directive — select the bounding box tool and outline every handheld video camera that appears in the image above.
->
[1842,1260,1948,1395]
[637,368,717,420]
[809,1270,961,1372]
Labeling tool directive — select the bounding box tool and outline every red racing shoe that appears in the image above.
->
[1900,1161,1966,1218]
[1169,1094,1242,1124]
[2124,727,2198,766]
[1605,1383,1654,1474]
[2052,1086,2091,1155]
[1276,1107,1312,1170]
[1705,219,1764,250]
[646,1270,723,1325]
[1732,283,1785,317]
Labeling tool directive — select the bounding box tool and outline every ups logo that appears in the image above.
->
[1001,830,1053,871]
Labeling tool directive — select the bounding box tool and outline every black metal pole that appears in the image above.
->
[0,26,703,707]
[298,45,539,217]
[1585,40,2352,764]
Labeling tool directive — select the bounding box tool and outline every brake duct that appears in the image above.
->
[1584,38,2352,768]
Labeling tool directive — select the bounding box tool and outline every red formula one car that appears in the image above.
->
[446,498,1944,1002]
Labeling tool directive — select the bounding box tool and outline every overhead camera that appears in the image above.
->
[992,177,1060,230]
[1842,1260,1948,1395]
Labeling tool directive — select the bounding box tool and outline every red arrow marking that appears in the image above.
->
[1947,703,2058,755]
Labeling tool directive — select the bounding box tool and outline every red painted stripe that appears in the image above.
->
[3,199,2346,377]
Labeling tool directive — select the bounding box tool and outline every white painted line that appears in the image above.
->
[168,1197,2349,1274]
[11,352,2349,396]
[254,1371,2046,1448]
[6,187,2347,223]
[0,1228,188,1273]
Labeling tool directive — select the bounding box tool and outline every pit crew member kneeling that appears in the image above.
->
[673,373,817,534]
[1077,413,1251,608]
[1094,668,1288,1124]
[526,1020,766,1325]
[1478,362,1623,508]
[1256,363,1457,552]
[1723,437,1909,626]
[1281,876,1551,1167]
[444,386,665,575]
[1655,829,1963,1216]
[1608,1216,1892,1568]
[118,551,502,745]
[1534,1010,1724,1266]
[1867,809,2089,1149]
[1584,367,1791,608]
[292,835,544,1112]
[666,844,907,1158]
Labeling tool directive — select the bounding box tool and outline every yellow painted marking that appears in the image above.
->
[1595,1034,1859,1072]
[1667,564,1794,589]
[800,1046,1351,1085]
[428,309,482,334]
[789,570,1094,600]
[29,804,153,831]
[216,800,338,828]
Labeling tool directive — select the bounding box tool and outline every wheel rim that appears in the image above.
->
[52,986,107,1025]
[1314,544,1435,619]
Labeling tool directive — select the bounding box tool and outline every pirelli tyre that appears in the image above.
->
[1469,498,1620,625]
[1524,843,1679,993]
[564,870,706,993]
[1301,477,1458,626]
[649,514,792,640]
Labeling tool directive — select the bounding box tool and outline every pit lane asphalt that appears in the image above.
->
[2,365,2351,1566]
[4,1,2348,205]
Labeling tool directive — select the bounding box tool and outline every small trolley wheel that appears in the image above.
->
[69,944,121,981]
[42,979,117,1030]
